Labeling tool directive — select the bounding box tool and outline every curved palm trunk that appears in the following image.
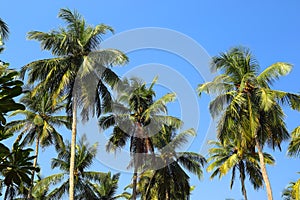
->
[69,100,77,200]
[27,135,40,199]
[255,136,273,200]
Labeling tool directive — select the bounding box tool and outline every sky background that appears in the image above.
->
[1,1,300,200]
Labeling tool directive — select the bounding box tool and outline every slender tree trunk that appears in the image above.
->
[69,100,77,200]
[132,169,138,200]
[255,136,273,200]
[27,136,40,199]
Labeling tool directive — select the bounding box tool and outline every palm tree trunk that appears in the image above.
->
[69,100,77,200]
[132,169,138,200]
[255,135,273,200]
[27,135,40,199]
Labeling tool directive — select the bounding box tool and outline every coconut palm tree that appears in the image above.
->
[33,135,120,200]
[139,125,206,200]
[198,47,300,200]
[99,77,181,200]
[4,90,71,198]
[207,140,274,200]
[20,8,128,200]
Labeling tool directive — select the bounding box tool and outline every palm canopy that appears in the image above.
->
[32,135,121,200]
[20,8,128,118]
[207,140,274,200]
[99,77,182,154]
[5,90,70,150]
[198,46,300,149]
[138,125,206,200]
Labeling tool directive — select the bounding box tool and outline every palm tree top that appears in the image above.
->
[27,8,114,57]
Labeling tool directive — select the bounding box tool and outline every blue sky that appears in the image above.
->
[1,1,300,199]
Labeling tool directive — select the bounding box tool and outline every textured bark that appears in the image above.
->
[255,136,273,200]
[69,101,77,200]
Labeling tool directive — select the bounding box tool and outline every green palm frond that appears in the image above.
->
[288,126,300,157]
[0,18,9,40]
[177,152,206,179]
[257,62,292,87]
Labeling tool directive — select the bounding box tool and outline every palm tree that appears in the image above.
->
[207,140,274,200]
[0,134,39,200]
[99,77,181,200]
[20,8,128,200]
[5,90,71,198]
[198,47,300,200]
[33,135,120,200]
[140,125,206,200]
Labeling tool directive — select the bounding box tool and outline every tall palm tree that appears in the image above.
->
[5,90,71,198]
[33,135,120,200]
[198,47,300,200]
[99,77,181,200]
[140,125,206,200]
[207,140,274,200]
[20,8,128,200]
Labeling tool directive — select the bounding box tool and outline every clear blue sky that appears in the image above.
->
[1,1,300,199]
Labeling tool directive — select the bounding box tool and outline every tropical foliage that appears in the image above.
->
[99,77,182,199]
[198,47,300,200]
[1,8,300,200]
[207,140,274,200]
[20,8,128,200]
[140,125,206,200]
[32,135,122,200]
